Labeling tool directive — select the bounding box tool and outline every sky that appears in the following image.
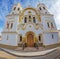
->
[0,0,60,35]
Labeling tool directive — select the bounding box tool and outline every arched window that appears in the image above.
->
[20,35,22,41]
[11,23,13,29]
[47,22,50,28]
[14,7,16,10]
[7,22,9,29]
[24,17,27,23]
[33,17,36,23]
[51,23,54,28]
[39,35,41,41]
[29,16,31,19]
[43,7,45,10]
[39,7,41,10]
[52,34,54,39]
[18,8,20,11]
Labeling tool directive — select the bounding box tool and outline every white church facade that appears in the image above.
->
[0,3,59,49]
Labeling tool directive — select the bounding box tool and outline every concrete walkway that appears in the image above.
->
[0,47,58,57]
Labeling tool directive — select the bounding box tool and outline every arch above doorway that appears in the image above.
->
[19,7,41,22]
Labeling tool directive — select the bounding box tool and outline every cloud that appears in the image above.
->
[49,0,60,30]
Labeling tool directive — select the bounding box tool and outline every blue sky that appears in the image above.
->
[0,0,60,35]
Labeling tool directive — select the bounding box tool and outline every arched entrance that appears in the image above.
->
[26,31,34,47]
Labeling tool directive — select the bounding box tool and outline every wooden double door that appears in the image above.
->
[27,33,34,47]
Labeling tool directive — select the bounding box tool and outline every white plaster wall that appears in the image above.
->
[43,32,59,45]
[3,15,19,32]
[0,33,18,46]
[40,14,57,31]
[19,23,42,36]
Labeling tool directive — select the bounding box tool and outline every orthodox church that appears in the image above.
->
[0,3,59,48]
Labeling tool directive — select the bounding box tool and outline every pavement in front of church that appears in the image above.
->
[14,47,45,52]
[0,47,60,59]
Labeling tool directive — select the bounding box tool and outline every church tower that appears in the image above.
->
[1,3,23,46]
[37,3,59,45]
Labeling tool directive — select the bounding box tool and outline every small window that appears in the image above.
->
[28,11,31,13]
[45,12,47,14]
[33,17,36,23]
[43,7,45,10]
[7,22,9,29]
[47,23,50,28]
[52,34,54,39]
[18,8,20,11]
[39,7,41,10]
[14,7,16,10]
[29,19,31,22]
[7,35,8,40]
[11,23,13,28]
[12,12,14,14]
[51,23,54,28]
[20,35,22,41]
[29,16,31,19]
[39,35,41,41]
[24,17,27,23]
